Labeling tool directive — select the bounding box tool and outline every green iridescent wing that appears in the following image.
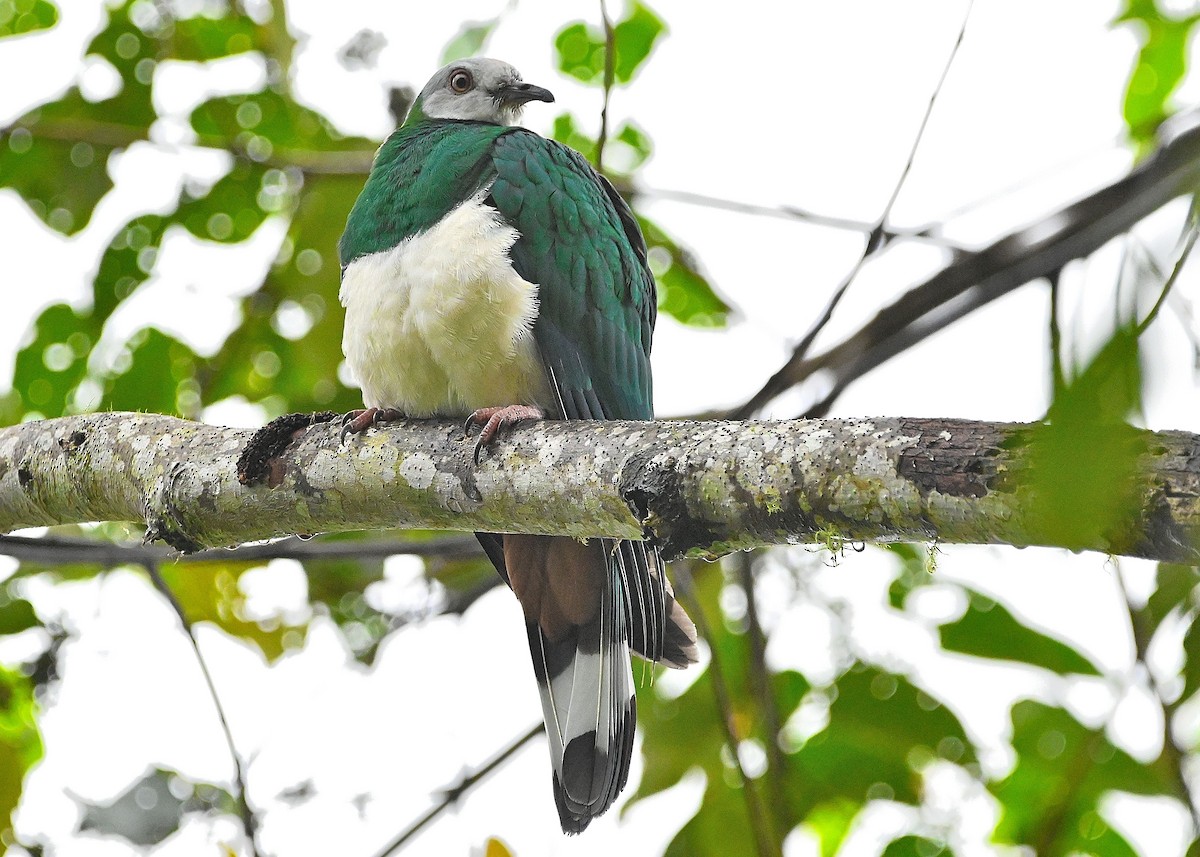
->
[339,120,508,267]
[488,131,657,421]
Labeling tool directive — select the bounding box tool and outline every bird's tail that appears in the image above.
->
[490,533,698,833]
[502,534,634,833]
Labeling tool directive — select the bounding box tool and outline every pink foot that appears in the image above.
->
[465,404,544,463]
[340,407,404,444]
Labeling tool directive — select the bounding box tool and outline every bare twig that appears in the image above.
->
[733,552,789,834]
[674,561,780,857]
[371,722,543,857]
[734,111,1200,420]
[1048,269,1065,398]
[1135,195,1200,337]
[732,0,975,419]
[595,0,616,174]
[143,560,262,857]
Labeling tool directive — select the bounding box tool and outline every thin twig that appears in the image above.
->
[732,0,975,419]
[371,722,543,857]
[595,0,616,174]
[143,560,262,857]
[733,552,789,836]
[1048,269,1065,398]
[1136,195,1200,337]
[674,561,779,857]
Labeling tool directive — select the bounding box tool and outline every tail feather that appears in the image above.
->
[492,532,697,833]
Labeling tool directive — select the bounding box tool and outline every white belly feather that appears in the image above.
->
[339,194,551,416]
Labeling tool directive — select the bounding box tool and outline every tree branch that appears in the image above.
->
[732,110,1200,418]
[0,413,1197,563]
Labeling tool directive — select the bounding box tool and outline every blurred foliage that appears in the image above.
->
[938,588,1103,676]
[75,767,236,846]
[0,1,1195,856]
[0,0,56,39]
[1116,0,1200,150]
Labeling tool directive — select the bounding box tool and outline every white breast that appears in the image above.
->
[339,194,551,417]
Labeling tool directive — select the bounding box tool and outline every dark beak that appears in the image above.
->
[496,81,555,107]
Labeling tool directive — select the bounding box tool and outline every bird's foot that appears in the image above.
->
[340,407,404,444]
[465,404,544,464]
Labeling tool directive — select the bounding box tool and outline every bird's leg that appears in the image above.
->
[465,404,544,464]
[340,406,405,444]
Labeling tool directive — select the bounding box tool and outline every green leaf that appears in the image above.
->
[201,173,366,414]
[554,2,666,86]
[1115,2,1199,147]
[612,1,666,83]
[0,666,43,840]
[1182,615,1200,701]
[103,328,200,417]
[170,12,258,61]
[12,303,96,418]
[440,18,497,65]
[793,667,976,810]
[639,215,731,327]
[1025,327,1149,553]
[0,0,57,39]
[1145,563,1200,638]
[938,588,1102,676]
[156,561,306,661]
[991,700,1176,853]
[0,597,38,636]
[0,0,161,233]
[0,131,116,235]
[882,835,948,857]
[554,22,606,85]
[93,214,169,322]
[886,543,931,609]
[177,160,276,244]
[190,89,372,153]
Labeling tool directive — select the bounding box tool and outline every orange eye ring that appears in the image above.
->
[449,69,473,93]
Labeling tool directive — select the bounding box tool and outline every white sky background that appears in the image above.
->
[1,0,1200,855]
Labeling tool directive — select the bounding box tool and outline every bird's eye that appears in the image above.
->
[449,69,473,93]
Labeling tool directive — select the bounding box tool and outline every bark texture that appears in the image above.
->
[0,412,1196,563]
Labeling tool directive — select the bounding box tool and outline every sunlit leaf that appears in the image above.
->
[554,2,665,86]
[554,22,605,85]
[612,1,666,83]
[1145,563,1200,638]
[201,173,365,414]
[0,0,57,39]
[441,18,498,65]
[1115,1,1199,147]
[0,596,38,636]
[156,561,305,661]
[190,89,373,153]
[102,328,199,417]
[882,835,948,857]
[639,215,731,327]
[886,543,930,609]
[991,700,1175,853]
[0,666,43,839]
[938,588,1102,676]
[12,303,95,418]
[171,12,258,61]
[1025,327,1148,553]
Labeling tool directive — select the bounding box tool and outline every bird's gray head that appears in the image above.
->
[406,58,555,127]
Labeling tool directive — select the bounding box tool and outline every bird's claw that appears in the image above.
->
[339,407,403,444]
[464,405,544,464]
